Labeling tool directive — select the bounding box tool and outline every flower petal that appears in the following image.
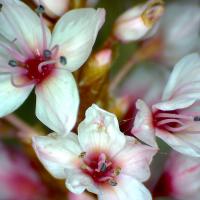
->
[65,169,99,195]
[32,132,82,179]
[51,8,105,72]
[99,176,152,200]
[156,129,200,157]
[132,100,158,148]
[0,75,33,117]
[114,138,157,182]
[78,104,126,156]
[0,0,51,55]
[154,53,200,111]
[35,70,79,134]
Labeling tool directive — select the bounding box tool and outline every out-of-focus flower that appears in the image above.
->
[0,0,105,133]
[118,64,168,136]
[155,0,200,66]
[33,0,70,18]
[68,192,96,200]
[33,104,157,200]
[132,53,200,156]
[153,151,200,200]
[0,143,47,200]
[113,0,164,43]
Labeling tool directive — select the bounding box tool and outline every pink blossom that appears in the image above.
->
[132,53,200,156]
[33,104,157,200]
[0,143,47,200]
[153,151,200,199]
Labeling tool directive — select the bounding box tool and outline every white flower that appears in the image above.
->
[0,0,105,133]
[113,0,164,43]
[158,0,200,66]
[132,53,200,156]
[32,104,157,200]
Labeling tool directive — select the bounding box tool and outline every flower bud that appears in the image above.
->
[154,151,200,199]
[78,48,112,122]
[113,0,164,43]
[33,0,70,18]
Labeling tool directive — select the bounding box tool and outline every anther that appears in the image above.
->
[60,56,67,65]
[108,179,117,186]
[100,163,107,172]
[8,60,17,67]
[194,116,200,121]
[43,49,52,59]
[35,5,45,15]
[114,167,121,176]
[79,152,86,158]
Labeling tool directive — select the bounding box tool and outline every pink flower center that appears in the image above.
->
[0,4,67,87]
[24,56,54,84]
[153,109,199,133]
[80,152,121,186]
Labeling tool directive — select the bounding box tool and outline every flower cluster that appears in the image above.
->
[0,0,200,199]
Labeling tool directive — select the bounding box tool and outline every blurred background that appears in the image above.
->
[1,0,199,199]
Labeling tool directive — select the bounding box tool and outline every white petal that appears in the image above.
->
[0,0,51,55]
[0,75,33,117]
[65,169,99,195]
[35,70,79,134]
[132,100,158,148]
[99,176,152,200]
[32,132,82,179]
[114,138,157,182]
[78,104,126,156]
[155,53,200,111]
[51,8,105,72]
[156,129,200,157]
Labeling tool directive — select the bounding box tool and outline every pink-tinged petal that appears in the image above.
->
[100,176,152,200]
[65,169,99,195]
[51,8,105,72]
[154,53,200,111]
[0,75,33,117]
[32,133,82,179]
[0,0,51,55]
[0,144,47,200]
[33,0,70,18]
[114,138,157,182]
[156,129,200,157]
[68,192,96,200]
[132,100,158,148]
[154,151,200,199]
[35,70,79,134]
[78,104,126,156]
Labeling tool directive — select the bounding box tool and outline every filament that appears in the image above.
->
[11,75,35,88]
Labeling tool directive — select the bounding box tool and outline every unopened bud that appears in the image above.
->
[113,0,164,43]
[33,0,70,18]
[79,48,112,86]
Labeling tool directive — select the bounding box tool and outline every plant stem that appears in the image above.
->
[4,114,43,144]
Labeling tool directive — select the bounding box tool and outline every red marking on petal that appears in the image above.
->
[24,56,55,84]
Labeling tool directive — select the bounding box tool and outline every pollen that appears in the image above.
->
[80,152,120,186]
